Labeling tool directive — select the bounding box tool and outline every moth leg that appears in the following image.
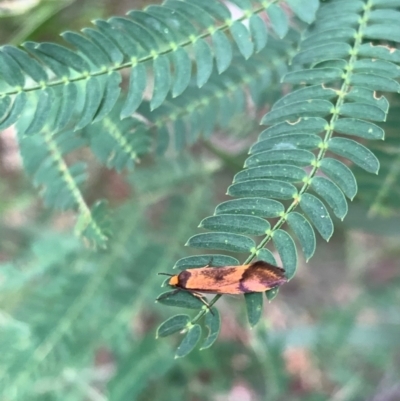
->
[191,291,215,316]
[203,256,214,268]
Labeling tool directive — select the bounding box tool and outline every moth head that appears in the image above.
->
[169,275,179,286]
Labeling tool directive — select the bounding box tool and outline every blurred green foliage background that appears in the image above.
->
[1,0,400,400]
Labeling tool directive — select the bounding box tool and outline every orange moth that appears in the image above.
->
[162,260,287,298]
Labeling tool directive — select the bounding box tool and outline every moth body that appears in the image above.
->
[168,260,287,295]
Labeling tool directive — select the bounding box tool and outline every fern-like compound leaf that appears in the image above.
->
[159,0,400,355]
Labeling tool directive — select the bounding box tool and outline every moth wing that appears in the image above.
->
[239,261,287,292]
[184,266,248,294]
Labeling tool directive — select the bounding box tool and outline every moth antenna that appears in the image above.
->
[158,272,174,277]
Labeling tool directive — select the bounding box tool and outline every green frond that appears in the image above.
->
[0,155,214,399]
[0,0,314,137]
[16,111,109,249]
[157,0,400,355]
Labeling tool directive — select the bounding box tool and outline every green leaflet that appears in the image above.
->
[128,10,177,47]
[300,193,334,241]
[52,83,78,132]
[272,230,297,280]
[164,0,214,29]
[0,49,25,87]
[364,24,400,44]
[245,292,263,327]
[157,290,204,310]
[272,85,338,110]
[23,41,71,77]
[349,73,400,93]
[283,68,343,85]
[61,31,109,70]
[358,43,400,64]
[228,179,297,200]
[266,4,288,38]
[328,137,380,174]
[257,248,277,265]
[292,42,351,66]
[317,0,364,18]
[151,55,171,110]
[3,45,48,83]
[262,99,333,125]
[311,176,348,220]
[200,308,221,350]
[200,214,270,236]
[194,39,213,88]
[300,28,356,50]
[212,31,233,73]
[186,0,230,21]
[319,158,358,200]
[307,14,360,35]
[314,59,347,70]
[250,134,322,153]
[287,0,319,23]
[0,92,27,131]
[369,9,400,24]
[353,59,400,79]
[174,255,240,270]
[24,89,54,136]
[186,232,256,253]
[370,0,400,7]
[175,324,202,358]
[121,64,146,118]
[334,118,385,140]
[157,314,190,338]
[245,149,316,168]
[95,19,139,59]
[0,96,11,122]
[286,212,316,261]
[259,117,327,139]
[266,287,279,301]
[345,87,389,112]
[249,14,268,52]
[109,17,158,54]
[230,21,254,59]
[172,48,191,97]
[83,27,124,65]
[339,102,386,122]
[75,76,104,130]
[146,4,196,40]
[215,198,284,218]
[234,165,307,183]
[92,71,121,123]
